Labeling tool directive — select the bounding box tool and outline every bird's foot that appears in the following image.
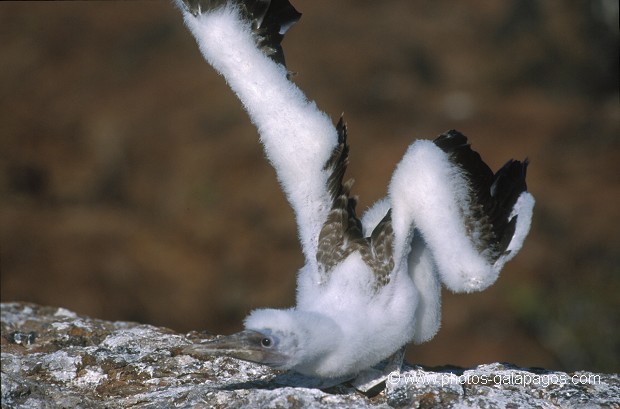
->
[351,347,405,394]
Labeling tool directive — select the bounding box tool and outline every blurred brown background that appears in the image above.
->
[1,1,618,373]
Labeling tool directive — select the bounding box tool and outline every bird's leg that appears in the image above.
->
[350,346,406,393]
[384,345,406,374]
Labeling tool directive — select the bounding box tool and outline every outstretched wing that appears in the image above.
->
[176,0,339,270]
[433,131,530,261]
[388,130,534,293]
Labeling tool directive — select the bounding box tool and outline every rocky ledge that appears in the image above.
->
[1,302,617,408]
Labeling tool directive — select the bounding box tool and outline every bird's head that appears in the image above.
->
[183,308,340,372]
[182,328,291,368]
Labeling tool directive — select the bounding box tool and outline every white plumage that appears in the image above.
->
[180,4,337,268]
[176,0,535,388]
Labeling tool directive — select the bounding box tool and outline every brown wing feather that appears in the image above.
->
[363,210,394,287]
[316,116,395,287]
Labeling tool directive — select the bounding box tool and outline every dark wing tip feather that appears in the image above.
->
[433,130,529,260]
[179,0,301,67]
[489,158,529,255]
[251,0,301,67]
[434,130,495,191]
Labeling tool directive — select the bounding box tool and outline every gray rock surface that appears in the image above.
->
[1,302,618,408]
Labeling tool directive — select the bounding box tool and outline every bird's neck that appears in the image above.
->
[288,310,343,372]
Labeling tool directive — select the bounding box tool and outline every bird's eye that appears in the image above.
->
[261,337,273,348]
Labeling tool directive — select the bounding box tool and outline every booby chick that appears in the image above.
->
[175,0,535,390]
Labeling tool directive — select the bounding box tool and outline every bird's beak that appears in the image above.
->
[183,330,289,367]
